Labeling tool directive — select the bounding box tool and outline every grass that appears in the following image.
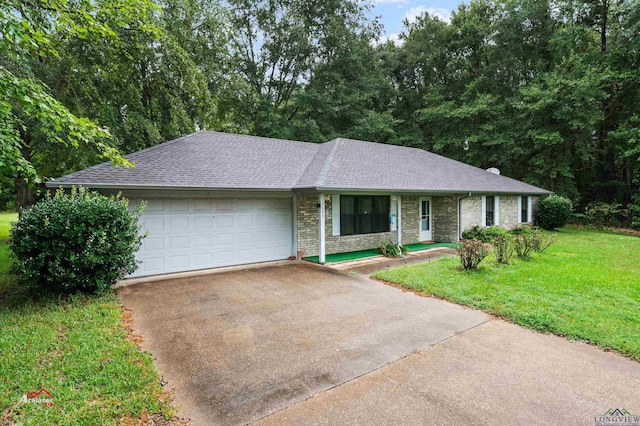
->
[404,242,458,251]
[0,212,176,424]
[0,212,17,295]
[373,226,640,360]
[303,242,458,263]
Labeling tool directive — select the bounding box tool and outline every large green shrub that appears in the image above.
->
[536,195,573,230]
[10,188,145,293]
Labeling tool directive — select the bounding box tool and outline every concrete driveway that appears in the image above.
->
[117,262,487,424]
[118,262,640,425]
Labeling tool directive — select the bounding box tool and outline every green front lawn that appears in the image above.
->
[373,227,640,360]
[0,212,176,424]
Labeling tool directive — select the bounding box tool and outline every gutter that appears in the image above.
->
[295,187,552,196]
[44,182,294,192]
[45,181,553,197]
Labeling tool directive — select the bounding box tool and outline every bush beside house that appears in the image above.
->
[459,224,558,270]
[10,188,145,294]
[536,195,573,230]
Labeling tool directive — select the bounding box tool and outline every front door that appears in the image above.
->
[419,197,432,241]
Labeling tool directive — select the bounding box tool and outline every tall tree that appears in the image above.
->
[284,11,395,143]
[222,0,377,138]
[1,0,232,206]
[0,0,158,206]
[395,0,639,208]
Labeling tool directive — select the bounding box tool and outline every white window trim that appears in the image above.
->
[332,195,393,236]
[481,196,487,226]
[331,195,340,236]
[517,196,522,223]
[517,196,533,224]
[482,195,499,226]
[527,196,532,222]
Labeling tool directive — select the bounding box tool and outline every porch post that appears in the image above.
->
[319,194,326,264]
[397,195,402,244]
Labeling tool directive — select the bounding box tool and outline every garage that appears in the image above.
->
[130,197,293,277]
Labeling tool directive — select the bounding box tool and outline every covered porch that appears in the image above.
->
[302,241,458,264]
[295,193,461,264]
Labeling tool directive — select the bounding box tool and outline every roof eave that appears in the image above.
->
[45,181,295,192]
[295,186,551,195]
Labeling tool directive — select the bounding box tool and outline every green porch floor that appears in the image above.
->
[303,242,458,264]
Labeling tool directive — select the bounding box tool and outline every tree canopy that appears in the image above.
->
[1,0,639,223]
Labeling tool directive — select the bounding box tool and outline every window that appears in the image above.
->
[520,196,529,223]
[482,195,499,226]
[340,195,390,235]
[485,196,495,226]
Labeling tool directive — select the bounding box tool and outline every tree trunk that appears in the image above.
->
[15,132,34,209]
[624,158,632,205]
[15,174,34,210]
[600,0,608,53]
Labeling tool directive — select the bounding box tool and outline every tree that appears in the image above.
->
[395,0,639,212]
[221,0,377,138]
[1,0,235,207]
[287,19,396,143]
[0,0,158,207]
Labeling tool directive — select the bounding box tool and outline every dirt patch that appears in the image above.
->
[119,304,192,425]
[118,412,191,426]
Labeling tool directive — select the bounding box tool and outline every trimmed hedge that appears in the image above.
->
[537,195,573,230]
[10,188,145,293]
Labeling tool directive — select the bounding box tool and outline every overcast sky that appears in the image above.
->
[370,0,466,43]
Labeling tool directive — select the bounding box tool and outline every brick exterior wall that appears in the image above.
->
[461,195,543,237]
[296,193,538,257]
[295,194,421,258]
[400,196,419,244]
[432,195,459,243]
[499,196,519,229]
[460,196,483,235]
[325,195,397,255]
[296,195,320,258]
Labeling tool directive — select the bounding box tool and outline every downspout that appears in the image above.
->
[397,195,402,245]
[319,194,326,264]
[458,193,472,241]
[292,193,298,259]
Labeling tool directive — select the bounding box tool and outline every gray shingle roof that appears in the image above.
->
[47,131,550,195]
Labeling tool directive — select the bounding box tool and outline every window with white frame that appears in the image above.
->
[518,195,532,223]
[331,195,398,237]
[331,195,390,236]
[482,195,500,226]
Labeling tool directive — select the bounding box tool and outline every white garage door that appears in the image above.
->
[130,198,293,277]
